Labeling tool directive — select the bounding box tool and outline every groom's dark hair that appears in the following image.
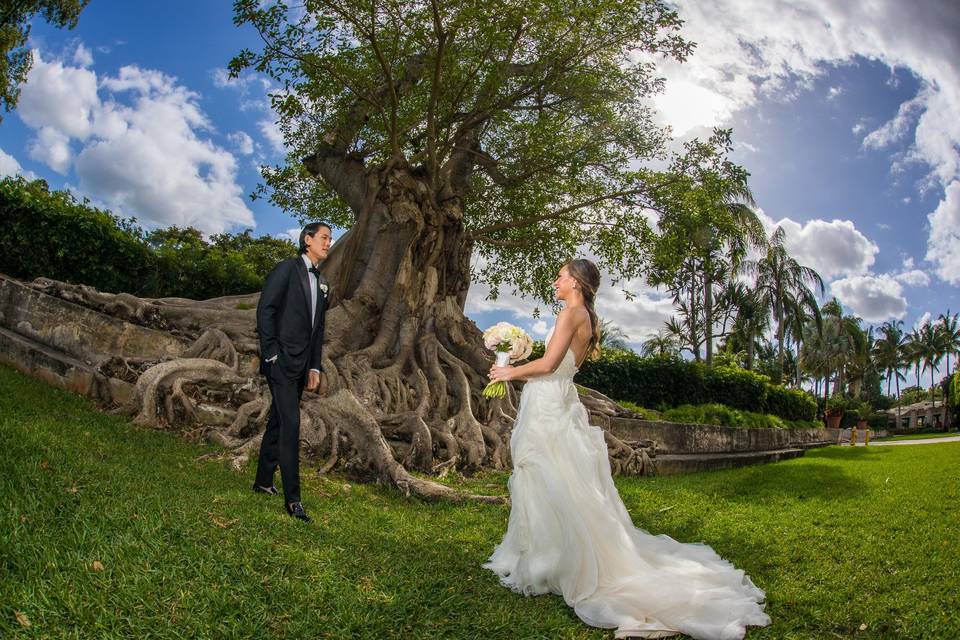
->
[299,222,332,254]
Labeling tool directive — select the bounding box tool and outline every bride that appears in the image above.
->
[483,259,771,640]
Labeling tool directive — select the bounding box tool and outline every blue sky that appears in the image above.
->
[2,1,959,384]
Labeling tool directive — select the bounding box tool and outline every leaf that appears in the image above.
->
[15,611,30,627]
[211,516,239,529]
[92,560,105,571]
[66,486,78,494]
[858,623,868,631]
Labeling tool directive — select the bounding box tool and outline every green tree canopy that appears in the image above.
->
[229,0,752,303]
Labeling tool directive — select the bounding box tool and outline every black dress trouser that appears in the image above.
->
[254,366,304,503]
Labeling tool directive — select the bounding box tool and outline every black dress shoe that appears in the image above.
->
[252,484,279,496]
[286,502,310,522]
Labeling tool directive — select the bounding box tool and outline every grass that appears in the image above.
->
[873,431,959,442]
[2,362,959,639]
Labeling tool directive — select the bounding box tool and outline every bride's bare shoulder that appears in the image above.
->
[558,305,590,326]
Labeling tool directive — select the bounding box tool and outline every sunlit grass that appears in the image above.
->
[2,363,958,639]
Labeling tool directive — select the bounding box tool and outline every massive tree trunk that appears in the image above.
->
[7,166,653,503]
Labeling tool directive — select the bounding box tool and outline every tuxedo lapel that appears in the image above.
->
[295,258,311,322]
[312,277,327,336]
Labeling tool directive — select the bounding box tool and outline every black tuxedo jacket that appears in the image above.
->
[256,257,327,381]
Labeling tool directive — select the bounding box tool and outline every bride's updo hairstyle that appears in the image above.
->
[564,259,602,362]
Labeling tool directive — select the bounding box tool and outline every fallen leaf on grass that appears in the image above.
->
[40,460,49,469]
[15,611,31,627]
[66,486,78,494]
[658,506,674,513]
[859,623,868,631]
[211,516,239,529]
[92,560,105,572]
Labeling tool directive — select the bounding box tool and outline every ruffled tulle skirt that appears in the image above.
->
[483,376,770,639]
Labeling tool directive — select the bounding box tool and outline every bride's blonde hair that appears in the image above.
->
[564,259,601,362]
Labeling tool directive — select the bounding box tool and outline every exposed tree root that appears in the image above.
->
[18,167,658,503]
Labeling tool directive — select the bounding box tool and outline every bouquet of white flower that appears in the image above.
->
[481,322,533,398]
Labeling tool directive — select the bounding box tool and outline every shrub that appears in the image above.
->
[660,403,819,429]
[574,348,818,422]
[765,385,818,421]
[0,177,297,299]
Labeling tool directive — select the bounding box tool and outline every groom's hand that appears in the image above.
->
[306,369,321,392]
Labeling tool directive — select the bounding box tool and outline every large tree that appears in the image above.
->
[6,0,710,501]
[1,0,89,122]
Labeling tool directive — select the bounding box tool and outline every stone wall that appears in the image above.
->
[608,417,831,455]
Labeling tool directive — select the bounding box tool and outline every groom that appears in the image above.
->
[253,222,332,521]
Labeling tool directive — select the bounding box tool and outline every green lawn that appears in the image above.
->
[873,431,958,442]
[2,363,959,639]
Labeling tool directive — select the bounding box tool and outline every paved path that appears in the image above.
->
[854,435,960,447]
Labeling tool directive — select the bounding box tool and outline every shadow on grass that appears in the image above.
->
[803,446,892,461]
[679,461,870,503]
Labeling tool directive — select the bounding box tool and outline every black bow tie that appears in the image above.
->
[308,266,322,279]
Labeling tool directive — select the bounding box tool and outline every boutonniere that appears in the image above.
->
[319,283,329,296]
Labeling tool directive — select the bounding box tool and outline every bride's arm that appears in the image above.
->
[490,309,580,382]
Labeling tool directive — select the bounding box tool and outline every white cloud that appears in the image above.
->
[531,319,548,336]
[915,311,932,329]
[894,269,931,287]
[228,131,254,155]
[28,126,72,173]
[0,148,35,179]
[72,43,94,68]
[862,91,924,150]
[759,211,878,280]
[925,179,960,284]
[830,274,907,323]
[827,85,843,100]
[660,0,960,284]
[18,50,98,139]
[17,49,255,234]
[259,118,285,154]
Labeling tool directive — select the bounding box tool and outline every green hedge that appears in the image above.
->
[662,403,821,429]
[0,177,157,294]
[572,349,817,422]
[0,177,296,299]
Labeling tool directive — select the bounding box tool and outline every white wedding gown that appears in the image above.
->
[483,330,771,640]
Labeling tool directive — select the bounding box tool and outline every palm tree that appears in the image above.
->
[805,298,865,407]
[937,311,960,380]
[903,327,924,403]
[598,318,630,351]
[784,296,822,388]
[722,281,769,370]
[874,320,907,420]
[641,328,681,358]
[744,226,825,383]
[918,321,944,408]
[847,326,877,398]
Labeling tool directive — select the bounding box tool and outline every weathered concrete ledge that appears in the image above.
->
[0,275,186,365]
[0,326,133,405]
[607,416,830,474]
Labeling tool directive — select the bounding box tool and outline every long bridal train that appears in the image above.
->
[484,331,770,640]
